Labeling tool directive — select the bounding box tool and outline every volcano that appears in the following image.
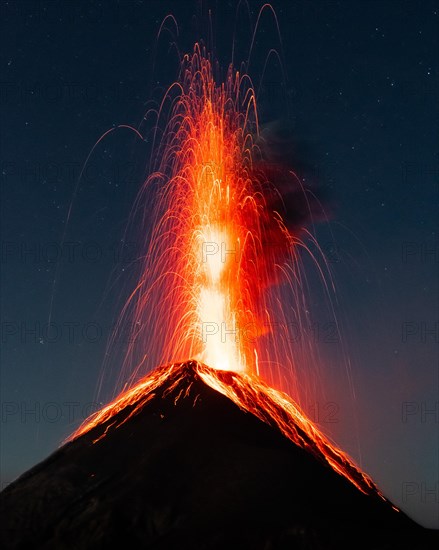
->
[0,361,437,549]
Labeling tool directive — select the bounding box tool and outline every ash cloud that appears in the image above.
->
[255,120,334,234]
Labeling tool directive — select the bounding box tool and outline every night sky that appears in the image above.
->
[1,0,438,528]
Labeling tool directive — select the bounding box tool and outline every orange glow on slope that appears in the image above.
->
[70,361,388,501]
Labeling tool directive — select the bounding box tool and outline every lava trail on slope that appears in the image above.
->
[1,361,437,549]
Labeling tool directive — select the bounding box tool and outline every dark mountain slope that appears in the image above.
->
[1,361,437,549]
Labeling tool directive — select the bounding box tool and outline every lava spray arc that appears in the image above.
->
[119,40,322,389]
[136,43,271,375]
[156,42,263,373]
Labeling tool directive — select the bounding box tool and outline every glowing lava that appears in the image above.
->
[122,42,290,378]
[188,95,250,372]
[170,58,262,374]
[70,361,389,502]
